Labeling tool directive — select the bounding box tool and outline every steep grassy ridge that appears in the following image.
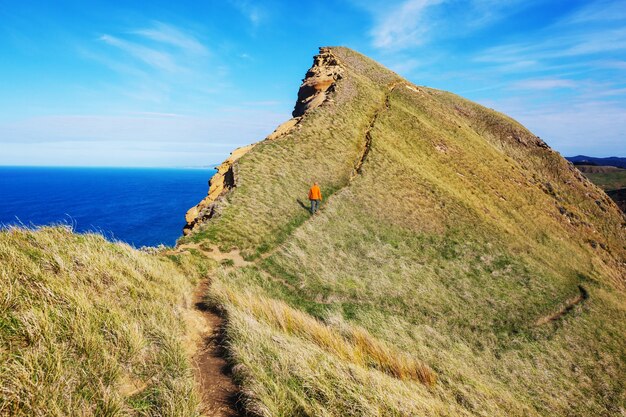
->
[575,167,626,213]
[0,227,207,416]
[187,47,626,416]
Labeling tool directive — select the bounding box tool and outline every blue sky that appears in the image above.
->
[0,0,624,166]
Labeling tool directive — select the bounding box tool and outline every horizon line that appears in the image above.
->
[0,164,220,170]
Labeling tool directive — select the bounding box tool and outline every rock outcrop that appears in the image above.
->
[183,48,345,235]
[183,144,254,235]
[292,47,343,117]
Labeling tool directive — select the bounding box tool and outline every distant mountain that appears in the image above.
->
[566,155,626,169]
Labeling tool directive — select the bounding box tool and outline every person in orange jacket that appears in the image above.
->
[308,182,322,214]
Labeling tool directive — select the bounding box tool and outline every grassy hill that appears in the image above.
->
[0,226,208,416]
[573,165,626,213]
[183,47,626,416]
[2,46,624,416]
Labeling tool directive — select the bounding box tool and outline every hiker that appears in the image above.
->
[308,182,322,214]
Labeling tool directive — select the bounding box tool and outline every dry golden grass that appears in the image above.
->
[0,226,205,416]
[3,46,624,416]
[210,280,435,385]
[185,47,626,416]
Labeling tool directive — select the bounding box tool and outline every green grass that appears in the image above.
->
[2,46,624,416]
[188,47,626,416]
[0,227,205,416]
[582,170,626,191]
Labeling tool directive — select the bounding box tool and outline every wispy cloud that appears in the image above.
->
[0,110,285,146]
[83,21,221,107]
[99,34,182,72]
[510,78,576,90]
[366,0,533,50]
[598,60,626,70]
[96,21,211,75]
[370,0,442,49]
[560,0,626,24]
[132,22,208,55]
[230,0,266,26]
[476,14,626,66]
[488,98,626,155]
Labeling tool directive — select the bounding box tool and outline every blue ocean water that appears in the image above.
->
[0,166,216,247]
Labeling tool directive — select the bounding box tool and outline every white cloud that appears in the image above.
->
[99,34,182,72]
[599,60,626,69]
[83,21,222,109]
[230,0,266,26]
[133,22,208,55]
[484,98,626,155]
[0,109,287,166]
[561,0,626,24]
[0,111,283,144]
[475,27,626,66]
[371,0,442,49]
[510,78,576,90]
[367,0,534,50]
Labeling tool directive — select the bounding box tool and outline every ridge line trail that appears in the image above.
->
[350,81,401,181]
[167,245,244,416]
[173,80,404,415]
[259,80,403,262]
[535,285,589,326]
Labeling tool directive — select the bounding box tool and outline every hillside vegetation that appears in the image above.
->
[573,165,626,213]
[585,170,626,190]
[2,47,624,417]
[0,227,207,416]
[184,47,626,416]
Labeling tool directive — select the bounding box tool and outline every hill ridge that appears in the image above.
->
[4,47,625,417]
[181,46,625,416]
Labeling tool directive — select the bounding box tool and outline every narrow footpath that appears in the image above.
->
[190,280,241,417]
[178,80,404,416]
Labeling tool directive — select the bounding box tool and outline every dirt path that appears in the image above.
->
[535,285,589,326]
[167,244,246,416]
[191,280,241,417]
[179,81,405,415]
[350,81,401,181]
[174,243,252,267]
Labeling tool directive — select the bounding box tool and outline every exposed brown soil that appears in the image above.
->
[167,243,247,416]
[174,243,252,268]
[191,280,242,417]
[350,81,401,181]
[535,285,589,326]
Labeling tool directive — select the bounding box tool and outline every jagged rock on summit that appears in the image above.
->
[292,47,343,117]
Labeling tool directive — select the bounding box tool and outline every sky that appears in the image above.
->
[0,0,624,167]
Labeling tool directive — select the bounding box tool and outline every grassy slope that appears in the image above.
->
[187,47,626,416]
[0,227,208,416]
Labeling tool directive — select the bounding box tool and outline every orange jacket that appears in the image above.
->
[308,185,322,200]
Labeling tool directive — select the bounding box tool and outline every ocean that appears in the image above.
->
[0,166,216,248]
